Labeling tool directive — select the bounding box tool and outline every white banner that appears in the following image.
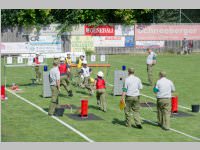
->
[7,57,13,64]
[0,42,30,54]
[91,55,96,62]
[93,36,125,47]
[71,36,95,52]
[30,24,60,36]
[29,35,62,53]
[136,41,165,49]
[115,25,134,36]
[70,24,85,35]
[17,57,23,64]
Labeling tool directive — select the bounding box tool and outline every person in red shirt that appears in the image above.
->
[59,57,73,97]
[33,52,42,82]
[95,71,106,112]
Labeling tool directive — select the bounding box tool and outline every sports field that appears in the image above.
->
[1,54,200,142]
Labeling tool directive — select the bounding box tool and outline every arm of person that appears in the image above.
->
[153,82,159,93]
[104,79,106,89]
[57,80,60,91]
[138,79,143,90]
[79,69,84,75]
[121,81,127,102]
[56,71,61,91]
[171,81,175,93]
[89,68,92,74]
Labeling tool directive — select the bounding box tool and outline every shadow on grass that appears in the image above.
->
[76,90,89,95]
[88,105,100,111]
[141,119,158,127]
[59,93,68,98]
[112,118,126,127]
[43,108,49,112]
[142,82,152,86]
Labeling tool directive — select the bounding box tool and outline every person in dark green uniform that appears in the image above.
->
[154,71,175,130]
[121,68,143,129]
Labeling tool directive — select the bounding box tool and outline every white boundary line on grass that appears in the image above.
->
[6,88,94,143]
[140,94,192,110]
[141,117,200,141]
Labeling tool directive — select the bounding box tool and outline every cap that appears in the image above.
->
[36,52,40,55]
[82,60,87,64]
[97,71,104,77]
[53,60,59,65]
[60,57,65,61]
[159,71,167,77]
[128,68,135,74]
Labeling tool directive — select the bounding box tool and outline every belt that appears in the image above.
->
[157,98,170,100]
[126,95,139,97]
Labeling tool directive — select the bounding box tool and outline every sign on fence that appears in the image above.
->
[93,36,125,47]
[136,41,165,49]
[1,42,30,54]
[125,36,134,47]
[135,24,200,40]
[71,36,95,52]
[85,25,115,36]
[29,35,62,53]
[115,25,134,35]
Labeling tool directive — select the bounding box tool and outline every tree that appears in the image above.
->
[1,9,20,29]
[154,9,180,23]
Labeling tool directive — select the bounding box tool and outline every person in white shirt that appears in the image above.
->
[121,68,143,129]
[146,48,157,86]
[79,60,94,95]
[154,71,175,130]
[48,60,60,116]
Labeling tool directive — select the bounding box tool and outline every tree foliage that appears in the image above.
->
[1,9,200,32]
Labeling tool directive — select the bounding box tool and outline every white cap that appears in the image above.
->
[36,52,40,55]
[97,71,104,77]
[82,60,87,64]
[60,57,65,61]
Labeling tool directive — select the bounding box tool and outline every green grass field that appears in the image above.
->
[1,54,200,142]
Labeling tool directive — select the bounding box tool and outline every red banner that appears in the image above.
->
[85,25,115,36]
[135,24,200,40]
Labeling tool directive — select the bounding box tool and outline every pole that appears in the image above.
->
[180,9,182,23]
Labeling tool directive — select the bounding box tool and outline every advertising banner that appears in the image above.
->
[93,36,125,47]
[0,42,30,54]
[29,35,62,53]
[70,24,85,35]
[135,24,200,40]
[85,25,115,36]
[125,36,134,47]
[136,41,165,49]
[71,36,95,52]
[30,24,59,35]
[115,25,134,35]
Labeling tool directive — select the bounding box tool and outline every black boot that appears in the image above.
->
[68,90,73,97]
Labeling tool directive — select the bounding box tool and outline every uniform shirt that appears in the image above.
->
[80,67,92,77]
[77,58,83,69]
[155,77,175,99]
[96,78,106,89]
[58,63,68,76]
[33,57,40,65]
[66,58,72,65]
[146,51,156,65]
[49,66,60,86]
[123,75,143,97]
[183,39,188,48]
